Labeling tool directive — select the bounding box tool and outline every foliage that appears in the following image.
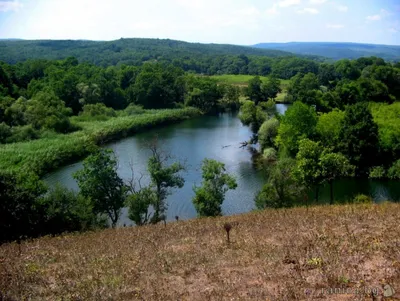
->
[388,159,400,179]
[339,102,379,175]
[73,149,127,227]
[352,194,373,204]
[238,101,266,134]
[276,101,317,155]
[40,183,104,234]
[261,75,281,101]
[316,109,345,150]
[192,159,237,217]
[246,76,263,104]
[126,186,157,226]
[147,140,185,223]
[258,117,279,151]
[255,158,304,209]
[369,166,386,179]
[0,122,11,143]
[0,171,47,243]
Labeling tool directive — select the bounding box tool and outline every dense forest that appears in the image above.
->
[253,42,400,61]
[1,44,400,243]
[0,38,324,75]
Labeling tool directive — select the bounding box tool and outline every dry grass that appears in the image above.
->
[1,203,400,301]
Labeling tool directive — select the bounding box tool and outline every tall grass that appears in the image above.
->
[0,108,201,176]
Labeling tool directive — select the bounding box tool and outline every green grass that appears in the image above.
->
[0,108,201,176]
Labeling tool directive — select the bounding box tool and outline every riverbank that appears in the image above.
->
[0,108,201,177]
[1,202,399,300]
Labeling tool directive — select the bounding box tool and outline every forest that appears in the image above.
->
[1,49,400,243]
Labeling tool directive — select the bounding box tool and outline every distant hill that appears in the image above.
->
[0,38,294,66]
[252,42,400,61]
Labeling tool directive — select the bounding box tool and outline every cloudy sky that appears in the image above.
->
[0,0,399,45]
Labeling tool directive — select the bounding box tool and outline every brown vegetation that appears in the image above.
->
[1,203,400,301]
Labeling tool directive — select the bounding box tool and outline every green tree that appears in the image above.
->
[388,159,400,179]
[258,117,279,151]
[319,152,354,204]
[276,101,318,155]
[339,102,379,175]
[261,76,281,101]
[40,183,102,234]
[147,141,185,224]
[126,186,157,226]
[73,149,127,228]
[255,158,304,209]
[316,109,345,150]
[246,76,263,104]
[192,159,237,217]
[0,171,47,243]
[239,100,266,134]
[295,139,323,202]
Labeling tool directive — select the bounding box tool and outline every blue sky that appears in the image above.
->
[0,0,399,45]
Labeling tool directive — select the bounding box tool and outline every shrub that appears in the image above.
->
[80,103,117,120]
[353,194,373,204]
[258,117,279,150]
[121,104,145,116]
[6,125,40,143]
[369,166,386,179]
[0,122,12,143]
[388,159,400,179]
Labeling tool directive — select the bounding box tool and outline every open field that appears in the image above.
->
[0,108,201,176]
[1,202,399,300]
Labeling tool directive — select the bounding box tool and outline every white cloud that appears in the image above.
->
[389,28,398,33]
[0,0,23,12]
[337,5,348,12]
[277,0,301,8]
[309,0,327,4]
[326,23,344,29]
[367,14,381,21]
[366,9,390,21]
[297,7,319,14]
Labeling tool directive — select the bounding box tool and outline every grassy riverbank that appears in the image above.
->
[1,202,399,300]
[0,108,201,176]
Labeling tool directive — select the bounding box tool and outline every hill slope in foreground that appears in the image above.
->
[253,42,400,61]
[1,203,400,300]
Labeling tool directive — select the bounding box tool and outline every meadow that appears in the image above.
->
[1,202,399,300]
[0,108,201,176]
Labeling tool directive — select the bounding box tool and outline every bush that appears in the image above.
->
[258,117,279,151]
[0,122,12,143]
[6,124,40,143]
[388,159,400,179]
[262,148,277,163]
[79,103,117,120]
[369,166,386,179]
[121,103,145,116]
[40,184,104,234]
[353,194,373,204]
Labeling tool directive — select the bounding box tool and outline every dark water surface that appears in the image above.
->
[44,106,400,224]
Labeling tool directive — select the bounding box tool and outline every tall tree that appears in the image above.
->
[339,102,379,175]
[147,140,185,224]
[246,76,263,104]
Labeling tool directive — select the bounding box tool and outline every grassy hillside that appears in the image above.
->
[253,42,400,61]
[1,203,399,300]
[0,38,292,65]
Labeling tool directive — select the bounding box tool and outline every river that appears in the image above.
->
[44,104,400,225]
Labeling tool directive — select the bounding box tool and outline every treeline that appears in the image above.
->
[0,58,242,144]
[0,38,325,76]
[238,56,400,209]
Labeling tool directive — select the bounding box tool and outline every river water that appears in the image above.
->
[43,104,400,224]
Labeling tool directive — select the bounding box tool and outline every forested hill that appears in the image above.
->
[253,42,400,61]
[0,38,294,66]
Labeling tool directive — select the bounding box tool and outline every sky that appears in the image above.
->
[0,0,399,45]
